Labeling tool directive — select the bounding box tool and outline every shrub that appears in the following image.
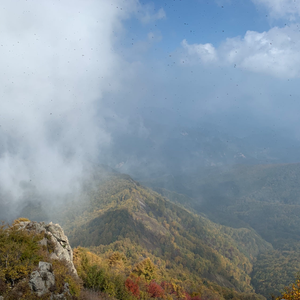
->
[0,223,43,286]
[85,265,106,290]
[51,259,82,297]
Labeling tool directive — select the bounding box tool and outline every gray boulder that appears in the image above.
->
[29,261,55,296]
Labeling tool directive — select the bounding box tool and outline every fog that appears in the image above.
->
[0,0,133,219]
[1,0,300,221]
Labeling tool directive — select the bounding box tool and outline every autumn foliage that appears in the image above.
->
[147,280,165,298]
[125,277,140,298]
[0,219,81,299]
[277,275,300,300]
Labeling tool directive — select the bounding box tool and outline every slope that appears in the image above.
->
[141,163,300,297]
[55,167,270,300]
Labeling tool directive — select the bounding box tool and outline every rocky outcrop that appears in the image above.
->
[0,221,78,300]
[18,221,78,276]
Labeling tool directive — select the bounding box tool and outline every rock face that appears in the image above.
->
[29,261,55,296]
[18,221,78,276]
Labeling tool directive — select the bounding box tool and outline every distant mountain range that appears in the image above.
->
[103,121,300,178]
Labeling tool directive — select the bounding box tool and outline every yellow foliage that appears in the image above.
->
[132,258,156,282]
[73,247,102,280]
[107,252,126,274]
[277,276,300,300]
[12,218,30,226]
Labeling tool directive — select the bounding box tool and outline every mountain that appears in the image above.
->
[102,121,300,178]
[141,163,300,297]
[3,164,299,299]
[38,166,270,300]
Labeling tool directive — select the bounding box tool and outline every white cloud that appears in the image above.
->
[0,0,142,214]
[252,0,300,20]
[181,39,218,63]
[182,25,300,78]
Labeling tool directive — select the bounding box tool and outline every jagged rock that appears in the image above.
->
[0,296,4,300]
[18,221,78,276]
[29,261,55,296]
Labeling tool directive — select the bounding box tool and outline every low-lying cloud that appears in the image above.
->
[0,0,165,219]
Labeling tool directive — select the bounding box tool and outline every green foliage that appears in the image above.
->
[85,265,106,290]
[251,250,300,298]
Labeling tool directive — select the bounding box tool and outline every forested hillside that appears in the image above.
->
[141,163,300,297]
[35,166,271,300]
[16,164,300,299]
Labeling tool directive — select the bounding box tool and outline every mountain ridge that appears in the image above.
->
[51,167,272,299]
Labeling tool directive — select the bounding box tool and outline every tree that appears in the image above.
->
[147,280,165,298]
[125,277,140,298]
[132,258,156,283]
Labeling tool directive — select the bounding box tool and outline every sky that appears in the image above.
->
[1,0,300,218]
[109,0,300,136]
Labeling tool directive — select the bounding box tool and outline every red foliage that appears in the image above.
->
[148,280,165,298]
[125,277,140,298]
[160,281,195,300]
[191,296,202,300]
[185,292,192,300]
